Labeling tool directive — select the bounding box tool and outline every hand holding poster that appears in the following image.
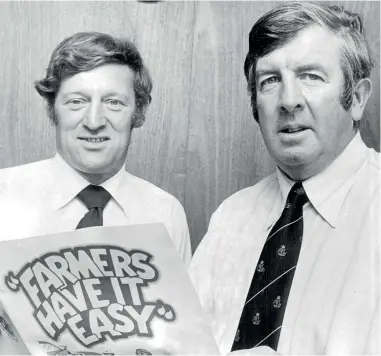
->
[0,224,219,355]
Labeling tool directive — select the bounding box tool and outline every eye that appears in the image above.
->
[300,73,323,81]
[105,99,125,110]
[65,98,86,110]
[260,76,280,89]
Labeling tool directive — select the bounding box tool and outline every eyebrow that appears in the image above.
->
[255,63,329,81]
[295,64,329,76]
[61,91,87,97]
[255,69,280,81]
[61,91,129,101]
[102,92,129,99]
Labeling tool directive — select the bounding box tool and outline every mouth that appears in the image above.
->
[78,137,110,143]
[279,126,308,134]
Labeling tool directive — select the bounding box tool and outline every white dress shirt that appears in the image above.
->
[190,134,380,355]
[0,154,191,266]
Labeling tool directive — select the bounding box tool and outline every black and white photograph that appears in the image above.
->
[0,1,379,355]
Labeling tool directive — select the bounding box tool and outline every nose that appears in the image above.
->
[83,101,106,130]
[280,78,305,114]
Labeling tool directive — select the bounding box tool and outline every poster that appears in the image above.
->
[0,223,219,355]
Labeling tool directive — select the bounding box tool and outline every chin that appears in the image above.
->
[277,145,318,164]
[76,166,109,176]
[78,157,125,175]
[281,156,308,167]
[278,155,323,181]
[73,158,112,173]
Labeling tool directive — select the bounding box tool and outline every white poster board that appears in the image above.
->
[0,224,218,355]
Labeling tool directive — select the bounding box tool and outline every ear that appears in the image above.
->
[351,78,372,122]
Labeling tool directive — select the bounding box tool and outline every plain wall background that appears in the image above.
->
[0,1,379,252]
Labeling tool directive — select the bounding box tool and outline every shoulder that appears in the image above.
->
[118,171,187,228]
[0,159,54,236]
[210,173,277,223]
[193,172,277,258]
[0,158,54,197]
[362,146,380,210]
[120,171,191,264]
[0,158,52,178]
[367,147,380,173]
[121,171,184,210]
[357,146,380,197]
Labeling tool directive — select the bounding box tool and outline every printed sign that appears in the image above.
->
[0,224,218,355]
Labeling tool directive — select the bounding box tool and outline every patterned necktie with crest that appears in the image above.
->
[231,182,308,351]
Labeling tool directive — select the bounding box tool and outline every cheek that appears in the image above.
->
[55,117,82,148]
[257,118,275,149]
[308,100,353,150]
[56,125,80,144]
[312,95,349,129]
[112,112,134,132]
[257,91,278,116]
[257,100,277,135]
[55,108,84,130]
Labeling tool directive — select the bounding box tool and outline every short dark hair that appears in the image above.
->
[244,1,373,127]
[35,32,152,128]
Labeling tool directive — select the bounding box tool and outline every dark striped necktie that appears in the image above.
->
[231,182,308,351]
[76,185,111,229]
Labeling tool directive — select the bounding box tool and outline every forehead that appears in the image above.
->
[256,25,343,74]
[59,64,135,94]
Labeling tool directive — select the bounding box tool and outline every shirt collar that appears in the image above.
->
[276,133,369,228]
[100,164,126,212]
[50,153,126,211]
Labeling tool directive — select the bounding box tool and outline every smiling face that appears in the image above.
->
[256,25,357,180]
[54,64,136,184]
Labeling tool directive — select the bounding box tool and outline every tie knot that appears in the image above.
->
[77,185,111,210]
[285,182,308,208]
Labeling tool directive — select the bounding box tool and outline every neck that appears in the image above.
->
[78,170,118,185]
[71,163,124,185]
[278,167,305,182]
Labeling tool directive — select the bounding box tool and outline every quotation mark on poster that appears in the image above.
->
[155,300,175,321]
[5,272,20,291]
